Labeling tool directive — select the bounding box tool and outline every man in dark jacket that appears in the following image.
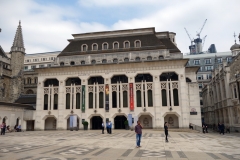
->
[220,123,225,135]
[135,121,143,148]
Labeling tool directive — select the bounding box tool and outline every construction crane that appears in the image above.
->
[202,35,207,49]
[196,19,207,38]
[184,27,194,46]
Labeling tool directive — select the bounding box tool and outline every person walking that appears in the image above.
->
[205,124,208,133]
[106,121,109,134]
[202,123,205,134]
[0,123,3,135]
[135,121,143,148]
[1,122,6,135]
[220,123,225,135]
[164,122,169,142]
[101,122,105,134]
[109,121,112,134]
[218,123,221,134]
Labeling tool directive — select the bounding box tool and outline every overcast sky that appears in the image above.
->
[0,0,239,54]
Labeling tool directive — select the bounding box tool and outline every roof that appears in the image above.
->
[230,43,240,50]
[183,51,232,59]
[15,94,36,105]
[0,102,34,110]
[58,32,180,57]
[0,45,9,59]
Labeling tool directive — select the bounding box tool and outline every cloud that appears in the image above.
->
[0,0,239,54]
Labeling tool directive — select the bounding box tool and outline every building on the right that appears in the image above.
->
[202,34,240,131]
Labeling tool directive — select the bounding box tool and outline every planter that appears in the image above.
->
[84,125,88,130]
[125,125,129,130]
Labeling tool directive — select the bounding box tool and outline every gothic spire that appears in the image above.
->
[11,20,25,53]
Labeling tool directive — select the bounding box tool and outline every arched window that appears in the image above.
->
[26,90,34,94]
[173,89,179,106]
[102,59,107,63]
[102,43,108,50]
[135,57,140,61]
[113,42,119,49]
[159,56,164,60]
[113,58,118,63]
[135,40,141,47]
[60,62,64,66]
[162,89,167,106]
[92,43,98,50]
[91,60,96,64]
[124,41,130,48]
[160,72,178,81]
[81,61,85,65]
[147,56,152,60]
[44,94,48,110]
[70,61,75,65]
[82,44,87,51]
[124,58,129,62]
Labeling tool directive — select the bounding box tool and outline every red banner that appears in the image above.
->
[129,83,134,111]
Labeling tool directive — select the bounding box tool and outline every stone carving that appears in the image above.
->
[66,87,71,93]
[99,85,104,92]
[44,88,49,94]
[112,85,117,91]
[88,86,93,92]
[136,84,141,90]
[161,83,166,89]
[76,86,81,93]
[147,83,152,90]
[122,84,128,91]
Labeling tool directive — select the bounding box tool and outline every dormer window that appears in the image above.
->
[81,61,85,65]
[124,41,130,48]
[147,56,152,60]
[91,60,96,64]
[135,40,141,48]
[113,42,119,49]
[60,62,64,66]
[135,57,140,61]
[113,58,118,63]
[82,44,88,51]
[70,61,75,65]
[102,43,108,50]
[159,56,164,60]
[102,59,107,63]
[92,43,98,51]
[124,58,129,62]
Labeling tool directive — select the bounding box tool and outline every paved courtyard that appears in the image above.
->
[0,130,240,160]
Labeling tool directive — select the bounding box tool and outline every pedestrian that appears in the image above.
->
[189,123,193,130]
[220,123,225,135]
[102,122,105,134]
[1,122,6,135]
[0,122,3,135]
[218,123,221,134]
[135,121,143,148]
[164,122,169,142]
[109,121,112,134]
[202,123,205,134]
[205,124,208,133]
[106,121,109,134]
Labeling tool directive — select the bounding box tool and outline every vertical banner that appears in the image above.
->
[70,115,77,128]
[82,85,85,112]
[128,114,132,127]
[105,84,109,111]
[129,83,134,111]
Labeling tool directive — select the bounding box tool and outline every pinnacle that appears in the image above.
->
[11,21,25,53]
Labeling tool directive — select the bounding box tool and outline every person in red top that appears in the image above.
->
[135,121,143,148]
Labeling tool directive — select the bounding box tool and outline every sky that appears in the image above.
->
[0,0,239,54]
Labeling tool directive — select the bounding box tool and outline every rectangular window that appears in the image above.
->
[194,59,200,65]
[206,74,212,79]
[123,91,128,107]
[227,57,232,62]
[205,66,213,71]
[24,66,28,70]
[217,57,222,63]
[137,90,142,107]
[205,59,211,64]
[31,65,36,69]
[199,84,203,89]
[197,75,203,80]
[48,64,51,67]
[39,65,45,68]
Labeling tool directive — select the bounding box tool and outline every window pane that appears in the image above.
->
[66,94,70,109]
[137,90,141,107]
[99,92,104,108]
[114,43,118,49]
[136,41,140,47]
[44,94,48,110]
[89,92,93,108]
[162,90,167,106]
[123,91,128,107]
[125,42,129,48]
[112,92,117,108]
[173,89,179,106]
[76,93,80,109]
[148,90,153,107]
[54,94,58,110]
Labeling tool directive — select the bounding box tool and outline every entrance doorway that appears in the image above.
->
[139,115,153,129]
[114,116,127,129]
[67,117,80,130]
[45,117,57,130]
[91,116,102,130]
[164,114,179,128]
[26,120,35,131]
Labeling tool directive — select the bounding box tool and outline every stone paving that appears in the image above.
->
[0,130,240,160]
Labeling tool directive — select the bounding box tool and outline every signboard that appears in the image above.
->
[70,115,77,128]
[128,114,132,127]
[129,83,134,111]
[105,84,109,111]
[190,108,197,115]
[82,85,85,112]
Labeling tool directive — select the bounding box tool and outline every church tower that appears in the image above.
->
[10,21,25,76]
[9,21,25,102]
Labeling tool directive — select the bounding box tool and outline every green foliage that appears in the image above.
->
[124,120,128,125]
[82,121,88,126]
